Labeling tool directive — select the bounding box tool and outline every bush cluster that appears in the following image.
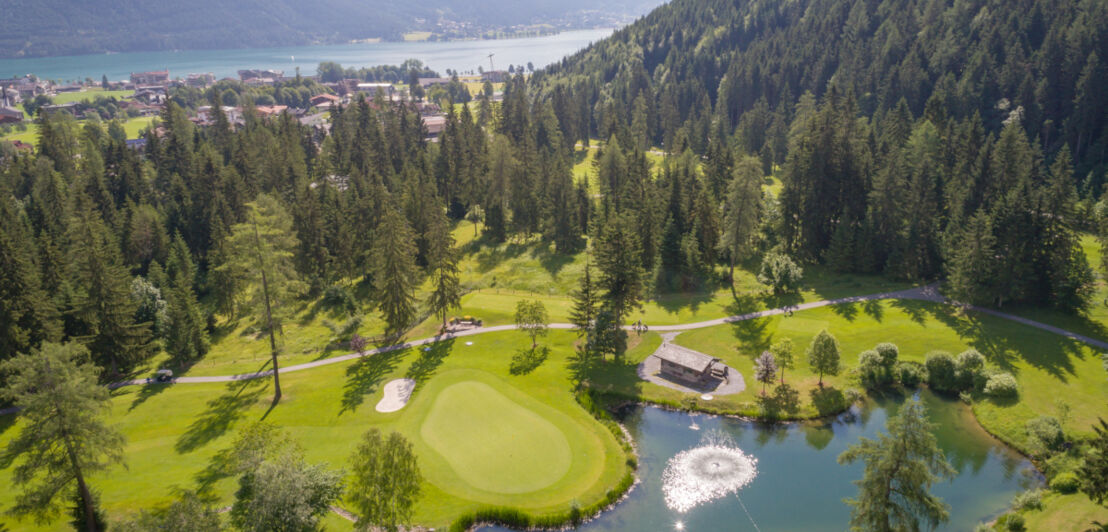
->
[983,372,1019,398]
[925,349,992,394]
[1049,472,1079,494]
[856,343,900,388]
[1011,489,1043,511]
[1026,416,1065,454]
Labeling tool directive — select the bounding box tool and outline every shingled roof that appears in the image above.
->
[654,343,719,373]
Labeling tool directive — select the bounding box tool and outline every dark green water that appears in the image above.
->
[488,391,1037,531]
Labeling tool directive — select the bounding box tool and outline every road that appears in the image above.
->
[0,284,1104,416]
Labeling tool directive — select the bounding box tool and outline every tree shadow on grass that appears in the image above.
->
[862,298,885,322]
[406,339,454,385]
[888,298,929,325]
[728,296,772,352]
[809,386,847,417]
[829,301,859,322]
[174,374,270,455]
[531,245,576,277]
[0,411,15,439]
[340,349,403,415]
[509,346,549,375]
[919,301,1085,381]
[127,378,172,413]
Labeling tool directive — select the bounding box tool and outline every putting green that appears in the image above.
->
[420,380,572,494]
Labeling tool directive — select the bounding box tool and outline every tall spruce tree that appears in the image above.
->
[425,209,461,333]
[67,196,155,376]
[371,205,419,339]
[718,154,764,285]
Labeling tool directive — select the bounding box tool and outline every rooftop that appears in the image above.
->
[653,342,719,373]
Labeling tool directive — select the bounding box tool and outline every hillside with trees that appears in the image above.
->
[534,0,1107,310]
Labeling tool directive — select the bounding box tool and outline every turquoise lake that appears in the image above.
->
[486,391,1038,531]
[0,29,613,83]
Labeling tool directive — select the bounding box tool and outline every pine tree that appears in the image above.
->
[946,210,999,306]
[372,205,419,339]
[164,275,210,364]
[838,399,956,531]
[594,213,645,327]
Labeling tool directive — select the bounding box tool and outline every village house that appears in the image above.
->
[422,115,447,140]
[186,73,215,88]
[482,70,509,83]
[0,106,23,124]
[417,77,451,89]
[40,101,80,116]
[309,93,342,109]
[254,105,289,118]
[130,70,170,85]
[653,342,727,385]
[356,82,396,97]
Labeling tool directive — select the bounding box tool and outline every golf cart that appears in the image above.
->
[153,369,174,383]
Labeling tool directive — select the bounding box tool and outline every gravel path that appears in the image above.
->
[0,283,1102,412]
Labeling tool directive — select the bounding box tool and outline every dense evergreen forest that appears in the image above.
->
[1,0,1107,390]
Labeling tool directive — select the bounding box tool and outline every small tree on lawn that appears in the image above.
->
[771,337,794,384]
[230,451,344,532]
[0,342,125,531]
[465,204,484,237]
[754,351,778,396]
[807,329,841,387]
[758,252,804,294]
[348,429,422,532]
[838,399,955,531]
[515,299,549,349]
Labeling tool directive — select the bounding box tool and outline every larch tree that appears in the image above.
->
[348,429,422,532]
[718,154,764,285]
[0,342,125,531]
[838,399,955,532]
[806,329,841,387]
[371,205,419,339]
[220,194,305,401]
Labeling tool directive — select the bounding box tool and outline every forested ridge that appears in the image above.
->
[1,0,1107,387]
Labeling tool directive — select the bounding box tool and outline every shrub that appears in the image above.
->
[1026,416,1065,454]
[955,349,987,390]
[857,350,890,388]
[1005,513,1026,532]
[1011,489,1043,511]
[875,342,899,367]
[1050,472,1080,494]
[897,362,925,388]
[983,372,1019,398]
[758,252,803,294]
[925,351,958,392]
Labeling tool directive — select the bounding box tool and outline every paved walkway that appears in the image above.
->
[1,283,1104,416]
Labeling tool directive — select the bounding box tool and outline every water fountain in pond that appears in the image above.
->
[661,430,758,513]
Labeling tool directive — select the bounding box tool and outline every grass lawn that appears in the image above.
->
[2,116,156,149]
[588,298,1108,445]
[50,88,133,105]
[0,330,627,530]
[1020,492,1108,530]
[403,32,432,41]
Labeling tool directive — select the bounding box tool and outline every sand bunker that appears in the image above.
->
[375,378,416,413]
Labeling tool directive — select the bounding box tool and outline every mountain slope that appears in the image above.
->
[538,0,1108,177]
[0,0,663,58]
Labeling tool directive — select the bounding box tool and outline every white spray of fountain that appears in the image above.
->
[661,430,761,530]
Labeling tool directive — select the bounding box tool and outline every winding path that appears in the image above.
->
[1,284,1105,416]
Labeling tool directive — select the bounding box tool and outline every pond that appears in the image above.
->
[485,391,1037,531]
